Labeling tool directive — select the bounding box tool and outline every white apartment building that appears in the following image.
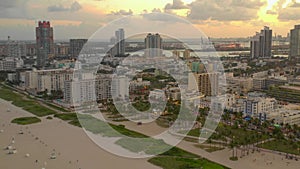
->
[0,57,23,71]
[243,96,276,120]
[25,69,73,93]
[111,76,129,99]
[64,79,96,107]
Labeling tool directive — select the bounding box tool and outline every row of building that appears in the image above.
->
[250,25,300,59]
[0,57,24,71]
[199,93,300,126]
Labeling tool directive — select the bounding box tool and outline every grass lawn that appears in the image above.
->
[45,102,70,112]
[149,146,229,169]
[160,147,199,158]
[11,117,41,125]
[54,113,81,127]
[149,156,229,169]
[258,139,300,155]
[0,86,57,117]
[195,144,225,153]
[77,114,147,138]
[115,138,171,155]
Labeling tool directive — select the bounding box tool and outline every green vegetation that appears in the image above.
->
[45,102,70,112]
[217,125,270,145]
[0,71,8,82]
[0,86,57,117]
[258,139,300,155]
[160,147,199,158]
[78,114,147,137]
[115,138,171,155]
[54,113,77,121]
[195,144,225,153]
[186,124,269,146]
[229,157,238,161]
[46,116,53,120]
[147,143,229,169]
[11,117,41,125]
[149,147,229,169]
[132,101,151,112]
[54,113,81,127]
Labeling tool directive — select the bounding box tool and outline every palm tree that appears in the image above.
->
[230,140,235,158]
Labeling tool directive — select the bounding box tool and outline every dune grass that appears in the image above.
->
[11,117,41,125]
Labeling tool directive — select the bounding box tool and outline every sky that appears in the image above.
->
[1,0,300,40]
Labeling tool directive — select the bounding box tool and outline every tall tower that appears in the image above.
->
[70,39,88,59]
[250,26,272,58]
[36,21,54,68]
[290,25,300,59]
[250,32,260,59]
[259,26,272,58]
[144,33,163,57]
[115,28,125,56]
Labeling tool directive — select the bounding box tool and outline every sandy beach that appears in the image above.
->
[0,98,160,169]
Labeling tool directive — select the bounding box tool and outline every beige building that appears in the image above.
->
[188,72,219,96]
[195,73,219,96]
[167,87,181,101]
[227,77,253,93]
[95,75,112,101]
[253,77,266,90]
[25,71,38,90]
[274,110,300,126]
[25,69,73,93]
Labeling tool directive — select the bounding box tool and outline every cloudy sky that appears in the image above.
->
[1,0,300,40]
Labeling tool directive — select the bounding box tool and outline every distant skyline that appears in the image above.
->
[1,0,300,40]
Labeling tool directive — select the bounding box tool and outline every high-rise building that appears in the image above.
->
[250,26,272,58]
[70,39,87,58]
[55,43,70,58]
[250,32,260,59]
[115,28,125,56]
[36,21,54,68]
[290,25,300,59]
[195,73,219,96]
[24,69,74,94]
[144,33,163,57]
[111,76,129,99]
[64,79,96,106]
[260,26,272,58]
[6,37,26,58]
